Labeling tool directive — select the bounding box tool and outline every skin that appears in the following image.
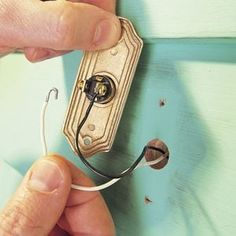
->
[0,0,120,235]
[0,155,115,236]
[0,0,121,61]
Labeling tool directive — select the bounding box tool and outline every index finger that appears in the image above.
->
[76,0,117,13]
[50,155,115,236]
[1,0,121,51]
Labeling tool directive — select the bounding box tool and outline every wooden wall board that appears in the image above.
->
[1,38,235,235]
[89,39,236,236]
[0,161,22,210]
[118,0,236,38]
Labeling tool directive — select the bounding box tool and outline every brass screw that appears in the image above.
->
[78,80,84,90]
[95,82,107,96]
[95,75,103,82]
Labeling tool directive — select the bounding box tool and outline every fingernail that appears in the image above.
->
[32,50,51,62]
[29,160,63,192]
[93,18,120,47]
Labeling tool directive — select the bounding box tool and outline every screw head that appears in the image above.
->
[145,139,169,169]
[88,124,96,131]
[110,48,118,56]
[83,136,92,146]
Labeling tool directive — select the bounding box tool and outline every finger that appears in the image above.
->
[0,156,71,236]
[49,224,69,236]
[24,47,71,62]
[54,156,115,236]
[0,46,16,57]
[75,0,117,13]
[1,0,121,51]
[24,0,118,62]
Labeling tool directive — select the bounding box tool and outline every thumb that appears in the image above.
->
[1,0,121,51]
[0,156,71,236]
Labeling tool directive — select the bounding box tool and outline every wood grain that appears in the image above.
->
[0,1,236,231]
[118,0,236,38]
[1,38,236,235]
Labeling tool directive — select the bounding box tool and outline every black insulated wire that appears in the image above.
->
[75,95,166,180]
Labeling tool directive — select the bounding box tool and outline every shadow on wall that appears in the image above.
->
[60,7,236,232]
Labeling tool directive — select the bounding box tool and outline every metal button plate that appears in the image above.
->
[63,18,143,157]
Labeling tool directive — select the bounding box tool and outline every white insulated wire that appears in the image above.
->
[41,101,48,156]
[41,88,165,192]
[70,155,165,192]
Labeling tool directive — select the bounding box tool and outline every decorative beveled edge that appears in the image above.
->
[63,17,143,157]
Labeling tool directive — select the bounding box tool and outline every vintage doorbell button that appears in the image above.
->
[63,18,143,157]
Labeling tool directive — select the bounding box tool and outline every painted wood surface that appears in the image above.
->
[90,39,236,236]
[1,2,236,235]
[1,38,236,235]
[0,160,22,209]
[118,0,236,38]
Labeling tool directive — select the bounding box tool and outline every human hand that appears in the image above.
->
[0,154,115,236]
[0,0,121,62]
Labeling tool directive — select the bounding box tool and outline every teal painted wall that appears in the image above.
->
[0,1,236,235]
[62,39,236,236]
